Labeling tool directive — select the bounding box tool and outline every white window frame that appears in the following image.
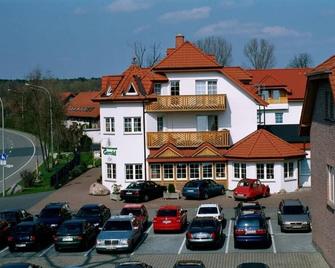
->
[257,163,275,180]
[106,163,116,180]
[275,112,283,124]
[284,162,295,180]
[154,83,161,95]
[125,164,142,180]
[202,163,213,179]
[195,80,217,95]
[328,165,335,206]
[176,163,187,180]
[189,163,200,180]
[150,164,161,181]
[215,163,226,179]
[124,117,141,134]
[157,116,164,132]
[170,80,180,96]
[234,163,246,179]
[105,117,115,133]
[163,163,174,181]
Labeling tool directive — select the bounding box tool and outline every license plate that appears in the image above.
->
[292,225,302,229]
[63,236,73,242]
[16,244,26,247]
[237,194,245,197]
[163,220,171,224]
[187,190,195,193]
[246,230,256,234]
[126,192,133,195]
[196,233,207,238]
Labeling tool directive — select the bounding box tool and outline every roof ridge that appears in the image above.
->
[262,129,283,156]
[247,131,260,157]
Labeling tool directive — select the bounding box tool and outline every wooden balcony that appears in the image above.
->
[266,96,288,104]
[146,94,226,112]
[147,130,230,148]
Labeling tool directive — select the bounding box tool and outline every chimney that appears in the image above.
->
[175,34,184,48]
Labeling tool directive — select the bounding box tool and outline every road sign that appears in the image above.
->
[0,160,6,166]
[0,153,8,161]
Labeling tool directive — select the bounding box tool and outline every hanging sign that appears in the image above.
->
[103,147,117,156]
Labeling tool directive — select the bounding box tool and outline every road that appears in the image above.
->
[0,129,42,194]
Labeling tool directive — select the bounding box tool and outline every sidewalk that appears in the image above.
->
[29,167,314,214]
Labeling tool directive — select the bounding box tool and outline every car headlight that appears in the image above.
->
[93,223,100,227]
[96,239,104,245]
[119,239,129,245]
[302,222,309,225]
[50,224,58,228]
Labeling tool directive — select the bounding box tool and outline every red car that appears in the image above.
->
[120,204,149,230]
[153,205,187,233]
[233,178,270,201]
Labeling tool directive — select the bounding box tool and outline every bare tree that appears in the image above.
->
[146,42,162,67]
[132,41,162,67]
[288,53,313,68]
[132,42,146,67]
[195,36,232,66]
[244,38,275,69]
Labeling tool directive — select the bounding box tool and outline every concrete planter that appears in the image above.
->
[110,193,122,201]
[163,191,181,199]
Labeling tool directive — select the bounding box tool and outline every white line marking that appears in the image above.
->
[4,129,36,181]
[145,224,153,234]
[39,244,54,257]
[268,219,277,254]
[84,246,95,257]
[178,238,186,255]
[225,220,232,254]
[0,246,8,254]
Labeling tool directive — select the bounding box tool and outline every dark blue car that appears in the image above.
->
[37,202,72,231]
[75,204,111,228]
[233,212,271,248]
[182,179,225,200]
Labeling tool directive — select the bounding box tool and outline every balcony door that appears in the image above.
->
[197,115,218,131]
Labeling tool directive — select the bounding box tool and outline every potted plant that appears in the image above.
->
[163,183,180,199]
[110,184,122,201]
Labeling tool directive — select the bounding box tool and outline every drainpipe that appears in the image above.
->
[142,100,147,181]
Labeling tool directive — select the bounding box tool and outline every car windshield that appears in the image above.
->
[15,225,33,233]
[191,219,216,228]
[184,181,201,187]
[40,208,61,218]
[120,208,142,216]
[58,223,82,235]
[0,212,16,221]
[157,209,177,217]
[77,207,100,217]
[237,180,251,187]
[126,183,143,190]
[175,265,203,268]
[283,205,304,214]
[237,218,261,228]
[103,220,132,231]
[198,207,218,214]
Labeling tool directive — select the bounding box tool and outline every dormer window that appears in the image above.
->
[125,83,138,96]
[106,85,112,97]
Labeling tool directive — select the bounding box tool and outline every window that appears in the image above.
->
[328,165,335,205]
[284,162,294,178]
[275,113,283,124]
[196,115,218,131]
[202,163,213,179]
[157,117,163,132]
[234,163,246,179]
[124,117,141,133]
[257,163,274,180]
[256,164,265,180]
[215,163,226,178]
[273,90,280,100]
[150,164,161,180]
[176,163,187,180]
[257,111,262,124]
[105,117,115,133]
[163,164,174,180]
[154,83,161,95]
[261,90,269,100]
[125,164,142,180]
[325,90,335,121]
[171,81,180,96]
[189,163,200,179]
[195,80,217,95]
[266,164,274,179]
[106,163,116,180]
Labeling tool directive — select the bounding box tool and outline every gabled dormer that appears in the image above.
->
[124,82,138,96]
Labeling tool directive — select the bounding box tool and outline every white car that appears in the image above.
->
[196,204,224,221]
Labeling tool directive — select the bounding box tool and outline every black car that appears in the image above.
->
[120,181,167,202]
[174,260,206,268]
[37,202,72,230]
[0,263,42,268]
[0,220,10,247]
[234,202,265,218]
[8,221,53,252]
[186,217,223,250]
[234,212,271,248]
[54,219,97,251]
[75,204,111,228]
[115,262,152,268]
[0,209,33,228]
[237,263,269,268]
[182,179,225,200]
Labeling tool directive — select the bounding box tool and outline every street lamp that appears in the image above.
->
[25,83,54,166]
[0,97,5,197]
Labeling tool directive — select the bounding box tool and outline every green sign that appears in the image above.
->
[103,147,117,156]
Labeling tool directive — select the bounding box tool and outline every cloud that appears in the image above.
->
[106,0,152,13]
[220,0,255,8]
[73,7,87,15]
[159,7,211,22]
[133,25,151,34]
[196,20,311,38]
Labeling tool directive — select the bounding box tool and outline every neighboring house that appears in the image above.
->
[65,91,101,144]
[59,91,75,104]
[300,55,335,267]
[94,34,310,193]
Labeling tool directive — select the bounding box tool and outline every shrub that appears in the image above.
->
[20,170,35,188]
[80,152,93,167]
[167,183,176,193]
[69,164,87,179]
[94,158,101,167]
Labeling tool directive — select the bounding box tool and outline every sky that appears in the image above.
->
[0,0,335,79]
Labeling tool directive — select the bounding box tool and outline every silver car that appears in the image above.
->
[277,199,311,232]
[96,215,142,253]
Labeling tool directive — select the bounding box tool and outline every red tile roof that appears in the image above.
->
[225,129,306,159]
[59,92,75,103]
[66,91,100,118]
[247,69,311,100]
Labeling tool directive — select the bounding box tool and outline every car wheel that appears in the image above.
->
[9,246,15,252]
[221,188,225,195]
[96,249,103,254]
[55,245,60,252]
[234,240,240,249]
[143,194,149,202]
[186,241,193,250]
[280,226,285,233]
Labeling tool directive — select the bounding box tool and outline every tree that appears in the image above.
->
[131,41,162,67]
[288,53,313,68]
[132,42,146,67]
[244,38,275,69]
[146,42,162,67]
[195,36,232,66]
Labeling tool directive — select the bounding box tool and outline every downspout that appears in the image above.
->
[142,100,147,181]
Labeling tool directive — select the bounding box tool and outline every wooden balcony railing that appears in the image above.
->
[265,96,288,104]
[146,94,226,112]
[147,130,230,148]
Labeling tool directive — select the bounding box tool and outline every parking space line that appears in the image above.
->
[84,246,95,257]
[0,247,8,254]
[268,220,277,254]
[39,244,54,257]
[145,224,153,234]
[178,238,186,255]
[225,220,232,254]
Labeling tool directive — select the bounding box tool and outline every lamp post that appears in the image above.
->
[25,83,54,166]
[0,97,5,197]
